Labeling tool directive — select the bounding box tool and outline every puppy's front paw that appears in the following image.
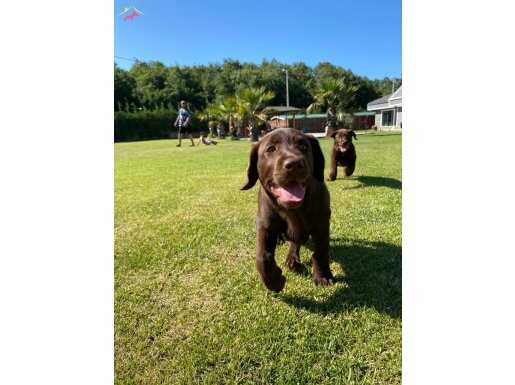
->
[314,274,334,287]
[264,268,286,292]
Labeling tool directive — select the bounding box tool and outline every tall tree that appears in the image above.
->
[115,58,401,116]
[129,61,169,109]
[307,79,343,131]
[236,87,275,140]
[114,65,137,111]
[207,96,239,135]
[307,77,358,131]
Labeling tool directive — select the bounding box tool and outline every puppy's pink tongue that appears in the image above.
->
[273,183,305,203]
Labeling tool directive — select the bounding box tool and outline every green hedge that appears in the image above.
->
[114,110,207,142]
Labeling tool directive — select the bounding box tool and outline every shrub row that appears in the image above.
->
[114,110,208,142]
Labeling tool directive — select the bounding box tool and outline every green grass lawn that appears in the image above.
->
[115,133,402,385]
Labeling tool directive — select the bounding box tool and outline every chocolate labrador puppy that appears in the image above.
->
[241,127,334,292]
[328,129,357,181]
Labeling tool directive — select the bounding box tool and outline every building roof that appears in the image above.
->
[367,86,402,111]
[271,111,374,120]
[390,86,402,100]
[368,94,391,106]
[262,106,305,115]
[270,113,326,120]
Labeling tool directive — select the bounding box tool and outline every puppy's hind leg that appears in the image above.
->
[285,241,304,273]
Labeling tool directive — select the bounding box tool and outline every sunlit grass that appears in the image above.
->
[115,133,402,385]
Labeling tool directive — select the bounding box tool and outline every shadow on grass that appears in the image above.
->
[332,175,402,190]
[358,132,402,137]
[357,176,401,190]
[281,238,402,318]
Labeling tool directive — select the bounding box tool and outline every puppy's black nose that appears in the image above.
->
[284,158,305,170]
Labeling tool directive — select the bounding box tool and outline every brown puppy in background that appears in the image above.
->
[241,127,334,292]
[328,129,357,181]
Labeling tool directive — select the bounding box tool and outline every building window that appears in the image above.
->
[382,110,394,126]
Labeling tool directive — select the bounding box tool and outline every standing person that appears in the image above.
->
[208,121,215,138]
[216,122,225,138]
[174,100,194,147]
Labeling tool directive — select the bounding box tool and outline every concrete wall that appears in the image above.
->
[396,107,402,128]
[375,112,382,128]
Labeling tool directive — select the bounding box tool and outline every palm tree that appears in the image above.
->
[307,78,358,133]
[236,87,275,141]
[217,96,239,136]
[198,104,223,137]
[202,97,239,137]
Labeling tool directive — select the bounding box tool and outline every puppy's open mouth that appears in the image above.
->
[270,181,306,207]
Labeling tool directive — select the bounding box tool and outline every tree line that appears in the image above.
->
[115,59,400,113]
[114,59,401,141]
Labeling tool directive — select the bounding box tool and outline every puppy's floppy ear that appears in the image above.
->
[330,129,338,138]
[241,142,260,190]
[351,130,357,140]
[306,135,325,182]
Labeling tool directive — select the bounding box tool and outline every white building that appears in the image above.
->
[367,86,402,130]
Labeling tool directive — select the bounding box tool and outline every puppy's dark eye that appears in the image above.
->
[298,143,308,152]
[266,145,276,153]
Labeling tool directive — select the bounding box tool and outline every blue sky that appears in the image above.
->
[114,0,401,79]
